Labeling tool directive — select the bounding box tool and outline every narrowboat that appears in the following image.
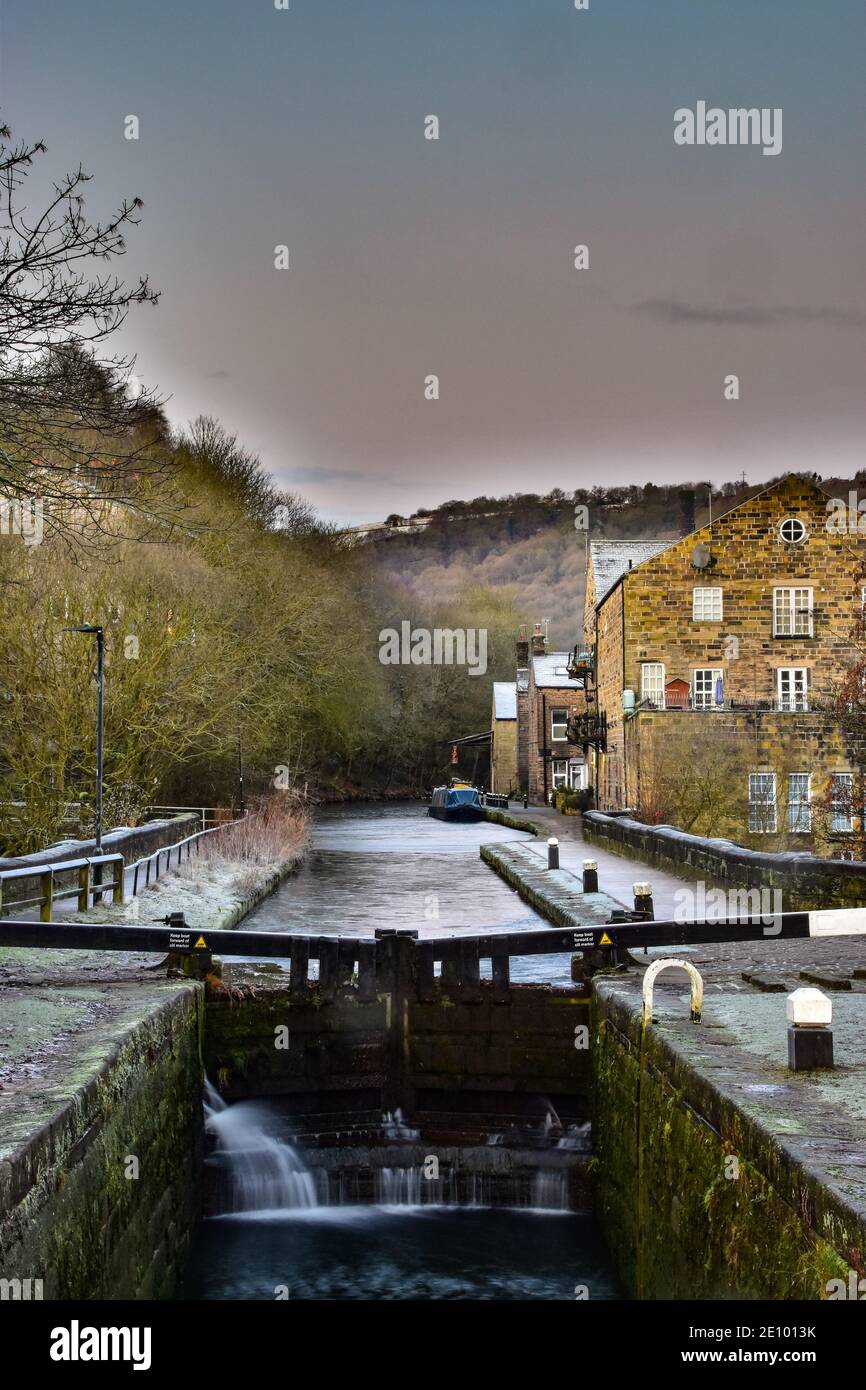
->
[427,782,484,822]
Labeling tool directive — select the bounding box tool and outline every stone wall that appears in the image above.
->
[583,809,866,909]
[0,985,203,1299]
[491,717,517,795]
[0,815,200,906]
[592,978,864,1299]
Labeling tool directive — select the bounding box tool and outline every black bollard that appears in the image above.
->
[633,882,654,918]
[582,859,599,893]
[547,837,560,870]
[787,988,834,1071]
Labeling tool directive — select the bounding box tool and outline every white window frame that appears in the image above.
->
[692,587,723,622]
[567,759,587,790]
[776,667,808,711]
[640,662,665,709]
[551,759,569,790]
[551,706,569,742]
[749,773,777,833]
[692,668,723,709]
[779,517,808,545]
[787,773,811,833]
[773,586,813,637]
[830,773,854,833]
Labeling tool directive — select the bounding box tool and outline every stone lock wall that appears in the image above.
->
[592,979,865,1300]
[0,986,203,1300]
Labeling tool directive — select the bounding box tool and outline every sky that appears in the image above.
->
[2,0,865,523]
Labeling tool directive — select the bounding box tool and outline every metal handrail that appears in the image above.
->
[125,813,255,896]
[0,852,125,919]
[0,812,253,919]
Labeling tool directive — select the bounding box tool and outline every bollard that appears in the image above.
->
[523,793,528,809]
[547,837,559,870]
[582,859,598,893]
[787,988,834,1071]
[633,882,654,918]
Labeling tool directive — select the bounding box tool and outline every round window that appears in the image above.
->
[779,517,808,545]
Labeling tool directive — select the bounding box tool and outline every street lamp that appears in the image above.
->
[63,624,105,854]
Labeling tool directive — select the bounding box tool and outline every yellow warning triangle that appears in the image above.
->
[194,935,208,949]
[599,932,613,946]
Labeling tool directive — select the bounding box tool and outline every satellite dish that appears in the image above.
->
[692,544,711,569]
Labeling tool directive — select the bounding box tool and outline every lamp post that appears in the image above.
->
[237,731,246,817]
[64,625,105,854]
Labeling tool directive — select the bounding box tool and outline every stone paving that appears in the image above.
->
[497,805,693,917]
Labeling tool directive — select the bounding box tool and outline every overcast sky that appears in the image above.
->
[4,1,865,522]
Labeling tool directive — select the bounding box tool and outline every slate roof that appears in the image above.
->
[532,653,583,689]
[492,682,517,720]
[589,539,673,605]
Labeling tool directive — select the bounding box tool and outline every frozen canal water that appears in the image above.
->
[237,802,573,983]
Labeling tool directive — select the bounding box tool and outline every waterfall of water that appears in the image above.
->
[203,1082,573,1215]
[204,1080,322,1213]
[529,1171,570,1212]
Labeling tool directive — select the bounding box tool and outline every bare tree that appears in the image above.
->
[0,122,170,541]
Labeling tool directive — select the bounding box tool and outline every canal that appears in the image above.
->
[236,801,572,984]
[183,802,623,1300]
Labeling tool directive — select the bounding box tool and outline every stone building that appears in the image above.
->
[578,474,865,851]
[490,682,517,795]
[518,626,587,802]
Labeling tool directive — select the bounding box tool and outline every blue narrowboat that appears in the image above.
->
[427,782,484,822]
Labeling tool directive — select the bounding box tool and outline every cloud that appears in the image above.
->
[635,299,866,330]
[204,368,232,379]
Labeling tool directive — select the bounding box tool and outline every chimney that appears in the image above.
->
[516,624,529,667]
[531,622,546,657]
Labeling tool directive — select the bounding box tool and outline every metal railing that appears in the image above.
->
[0,853,125,920]
[143,805,235,830]
[126,813,253,896]
[0,811,253,920]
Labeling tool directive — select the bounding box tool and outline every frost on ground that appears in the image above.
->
[81,801,310,933]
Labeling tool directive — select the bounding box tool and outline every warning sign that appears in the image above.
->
[572,931,597,948]
[599,932,613,947]
[194,935,208,949]
[168,932,191,951]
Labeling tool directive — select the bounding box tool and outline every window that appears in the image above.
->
[568,759,587,790]
[830,773,854,832]
[640,663,665,708]
[777,668,808,711]
[773,587,813,637]
[779,517,808,545]
[551,707,569,741]
[692,587,723,622]
[551,760,569,790]
[749,773,777,833]
[787,774,811,833]
[692,668,723,709]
